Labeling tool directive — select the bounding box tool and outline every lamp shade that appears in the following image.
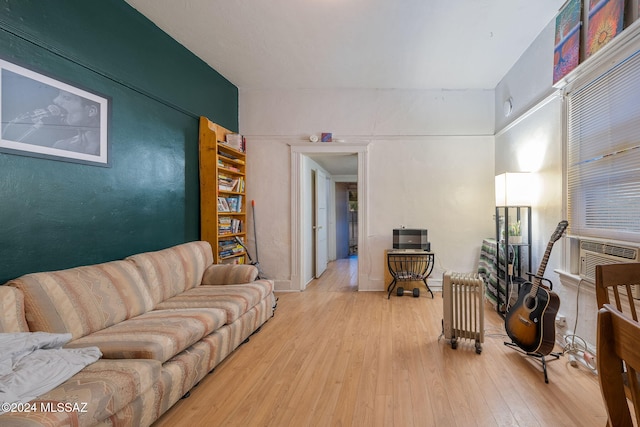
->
[495,172,532,206]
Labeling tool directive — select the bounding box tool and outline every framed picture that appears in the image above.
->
[553,0,582,84]
[586,0,625,58]
[0,58,110,166]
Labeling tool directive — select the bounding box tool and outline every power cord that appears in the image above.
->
[560,278,598,374]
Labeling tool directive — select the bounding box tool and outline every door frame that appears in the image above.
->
[313,168,329,278]
[290,142,369,291]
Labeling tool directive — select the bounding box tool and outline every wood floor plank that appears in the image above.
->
[153,257,607,427]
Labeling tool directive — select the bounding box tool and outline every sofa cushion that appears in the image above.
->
[65,308,227,363]
[0,286,29,333]
[201,264,259,285]
[7,261,154,339]
[154,280,273,324]
[126,241,214,305]
[93,380,159,427]
[0,358,161,427]
[205,280,273,306]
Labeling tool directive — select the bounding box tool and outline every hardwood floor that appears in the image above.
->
[153,257,607,427]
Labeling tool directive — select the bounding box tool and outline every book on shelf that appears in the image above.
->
[220,255,245,264]
[219,247,244,257]
[218,217,242,234]
[224,134,244,152]
[218,216,231,234]
[233,177,244,192]
[219,239,242,249]
[218,174,244,193]
[218,174,238,192]
[217,197,230,212]
[219,236,243,246]
[218,159,240,172]
[228,195,242,212]
[217,149,245,164]
[217,195,243,213]
[218,238,245,257]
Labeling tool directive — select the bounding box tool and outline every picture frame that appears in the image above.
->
[0,58,110,167]
[553,0,582,84]
[585,0,625,59]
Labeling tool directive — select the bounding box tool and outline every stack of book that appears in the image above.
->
[218,217,242,235]
[218,238,245,259]
[220,256,245,265]
[218,217,231,234]
[218,174,235,191]
[218,159,240,172]
[224,134,246,152]
[218,175,244,192]
[217,149,245,164]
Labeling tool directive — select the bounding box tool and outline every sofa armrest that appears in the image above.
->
[201,264,259,285]
[0,286,29,333]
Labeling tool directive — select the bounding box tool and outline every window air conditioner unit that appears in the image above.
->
[579,240,640,295]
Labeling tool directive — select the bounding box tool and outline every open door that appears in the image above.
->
[290,142,369,292]
[314,169,328,278]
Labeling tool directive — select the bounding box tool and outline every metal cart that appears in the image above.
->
[386,250,435,299]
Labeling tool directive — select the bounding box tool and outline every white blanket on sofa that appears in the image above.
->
[0,332,101,412]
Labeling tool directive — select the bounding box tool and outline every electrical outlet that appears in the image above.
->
[555,315,567,329]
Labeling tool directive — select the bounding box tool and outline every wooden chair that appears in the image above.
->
[595,263,640,407]
[595,263,640,321]
[597,304,640,427]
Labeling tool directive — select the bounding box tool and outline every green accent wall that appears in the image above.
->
[0,0,238,283]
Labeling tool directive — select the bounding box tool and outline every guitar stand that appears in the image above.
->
[501,222,569,385]
[503,341,562,384]
[504,273,561,383]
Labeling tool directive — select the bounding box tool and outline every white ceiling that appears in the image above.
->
[125,0,566,91]
[310,153,359,177]
[124,0,566,175]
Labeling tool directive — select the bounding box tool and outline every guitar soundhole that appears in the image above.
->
[524,295,536,310]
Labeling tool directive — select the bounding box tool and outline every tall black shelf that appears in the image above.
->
[494,206,532,316]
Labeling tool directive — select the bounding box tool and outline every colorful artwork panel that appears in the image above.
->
[554,0,582,83]
[586,0,625,58]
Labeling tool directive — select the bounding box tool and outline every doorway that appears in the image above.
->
[348,184,358,257]
[335,182,357,259]
[290,142,369,291]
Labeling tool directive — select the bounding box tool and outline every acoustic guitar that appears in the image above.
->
[505,220,568,355]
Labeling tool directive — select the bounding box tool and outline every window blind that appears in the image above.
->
[567,49,640,243]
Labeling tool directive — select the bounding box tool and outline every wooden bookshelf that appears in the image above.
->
[199,116,247,264]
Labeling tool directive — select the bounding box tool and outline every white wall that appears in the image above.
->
[495,21,557,132]
[496,95,564,268]
[495,20,598,347]
[241,88,495,291]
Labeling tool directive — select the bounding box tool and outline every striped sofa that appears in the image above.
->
[0,241,275,427]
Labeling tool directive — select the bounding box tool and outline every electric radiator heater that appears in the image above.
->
[442,271,485,354]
